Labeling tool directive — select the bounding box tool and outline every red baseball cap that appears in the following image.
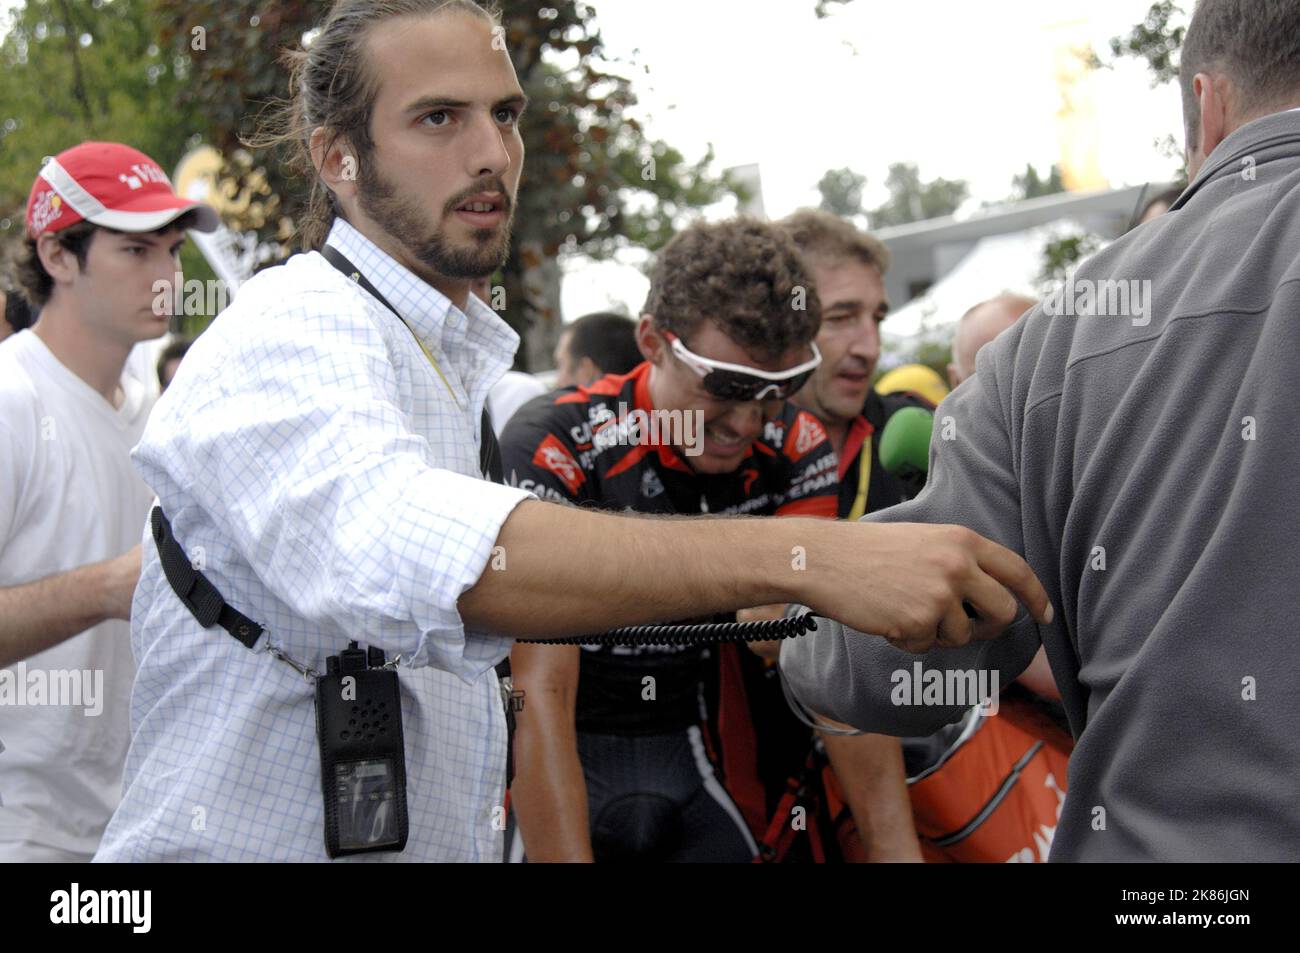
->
[26,141,220,239]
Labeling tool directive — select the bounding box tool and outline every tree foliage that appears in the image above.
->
[816,166,866,218]
[0,0,204,247]
[1038,231,1101,289]
[1011,163,1065,201]
[868,162,968,228]
[1094,0,1186,86]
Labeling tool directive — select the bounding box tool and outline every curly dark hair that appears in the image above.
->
[642,218,821,363]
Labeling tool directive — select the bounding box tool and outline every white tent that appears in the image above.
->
[880,219,1103,357]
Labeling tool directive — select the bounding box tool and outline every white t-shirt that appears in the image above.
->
[123,335,168,403]
[487,370,546,436]
[0,330,155,856]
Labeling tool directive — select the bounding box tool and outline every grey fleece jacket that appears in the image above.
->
[780,107,1300,862]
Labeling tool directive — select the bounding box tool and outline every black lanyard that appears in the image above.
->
[320,244,503,484]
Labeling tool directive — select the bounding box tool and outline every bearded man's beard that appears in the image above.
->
[357,159,514,279]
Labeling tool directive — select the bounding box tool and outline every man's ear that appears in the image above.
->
[36,232,85,288]
[637,313,665,365]
[946,363,961,392]
[1194,72,1231,164]
[309,127,360,209]
[575,356,602,388]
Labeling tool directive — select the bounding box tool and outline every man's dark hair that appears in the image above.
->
[1180,0,1300,146]
[14,210,198,309]
[157,336,193,389]
[642,218,821,363]
[247,0,498,250]
[3,286,34,334]
[564,312,642,376]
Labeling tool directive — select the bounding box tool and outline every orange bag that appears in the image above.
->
[907,694,1073,863]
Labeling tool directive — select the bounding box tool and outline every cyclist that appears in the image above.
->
[501,218,843,862]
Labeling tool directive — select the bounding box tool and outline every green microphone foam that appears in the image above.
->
[878,405,934,476]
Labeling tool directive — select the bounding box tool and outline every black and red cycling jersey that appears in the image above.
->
[499,361,839,735]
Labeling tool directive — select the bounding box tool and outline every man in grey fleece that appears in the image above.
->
[781,0,1300,862]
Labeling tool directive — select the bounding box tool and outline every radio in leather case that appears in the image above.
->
[315,642,409,857]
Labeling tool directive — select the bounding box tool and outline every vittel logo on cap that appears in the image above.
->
[118,162,169,190]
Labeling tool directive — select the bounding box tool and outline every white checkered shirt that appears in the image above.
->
[94,219,533,862]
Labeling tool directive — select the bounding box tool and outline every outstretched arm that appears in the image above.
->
[0,546,140,668]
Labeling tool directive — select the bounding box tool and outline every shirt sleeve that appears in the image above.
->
[138,294,533,679]
[778,333,1043,735]
[499,395,593,507]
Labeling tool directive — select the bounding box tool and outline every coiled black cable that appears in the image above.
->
[516,611,819,646]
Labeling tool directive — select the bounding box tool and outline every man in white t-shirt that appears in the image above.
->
[0,141,218,861]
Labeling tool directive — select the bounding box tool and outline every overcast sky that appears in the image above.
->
[594,0,1183,209]
[562,0,1187,316]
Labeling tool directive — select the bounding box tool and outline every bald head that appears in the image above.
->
[948,293,1036,388]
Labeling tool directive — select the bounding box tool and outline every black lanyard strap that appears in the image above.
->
[151,506,263,649]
